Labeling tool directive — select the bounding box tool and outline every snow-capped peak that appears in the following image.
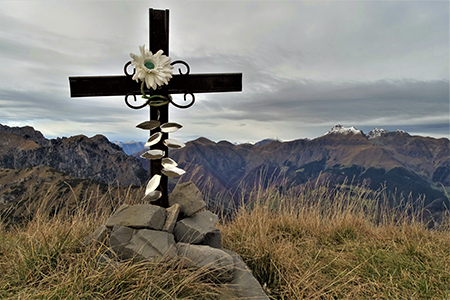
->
[367,128,408,139]
[367,128,389,139]
[325,124,363,136]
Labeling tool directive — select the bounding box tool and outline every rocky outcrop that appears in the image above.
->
[0,124,147,186]
[0,124,49,146]
[86,181,268,299]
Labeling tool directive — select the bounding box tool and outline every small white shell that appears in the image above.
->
[142,190,162,202]
[160,122,183,133]
[161,157,178,168]
[141,149,165,159]
[163,139,186,149]
[145,174,161,195]
[145,132,163,147]
[136,120,161,130]
[162,166,186,177]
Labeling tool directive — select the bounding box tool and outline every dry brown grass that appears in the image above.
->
[0,187,224,299]
[0,178,449,299]
[220,182,450,299]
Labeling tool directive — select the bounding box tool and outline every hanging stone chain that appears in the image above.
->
[124,60,195,109]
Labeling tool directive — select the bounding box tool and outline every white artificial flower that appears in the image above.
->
[130,45,174,90]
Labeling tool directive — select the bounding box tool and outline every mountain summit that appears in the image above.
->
[325,124,363,136]
[324,124,409,139]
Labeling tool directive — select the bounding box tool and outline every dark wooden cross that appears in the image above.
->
[69,9,242,208]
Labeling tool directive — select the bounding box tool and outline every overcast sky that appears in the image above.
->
[0,0,448,144]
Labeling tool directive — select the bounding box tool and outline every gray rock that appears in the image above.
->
[176,243,234,282]
[169,181,206,216]
[162,203,181,233]
[97,252,123,269]
[84,224,109,246]
[115,204,130,214]
[173,210,218,244]
[97,252,124,273]
[105,204,166,230]
[124,229,177,261]
[223,249,269,299]
[202,228,223,249]
[110,225,177,262]
[98,253,112,265]
[109,225,135,259]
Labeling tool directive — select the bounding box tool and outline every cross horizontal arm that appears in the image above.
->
[69,73,242,97]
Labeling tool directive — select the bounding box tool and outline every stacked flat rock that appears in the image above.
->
[87,181,268,300]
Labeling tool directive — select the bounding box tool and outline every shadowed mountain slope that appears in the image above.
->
[146,126,449,212]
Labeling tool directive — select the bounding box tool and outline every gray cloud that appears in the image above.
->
[0,1,448,144]
[197,79,449,121]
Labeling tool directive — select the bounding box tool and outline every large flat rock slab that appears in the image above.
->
[125,229,177,261]
[223,249,269,299]
[105,204,166,230]
[110,225,177,261]
[177,243,234,282]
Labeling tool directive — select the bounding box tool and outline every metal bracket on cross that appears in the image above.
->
[68,8,242,208]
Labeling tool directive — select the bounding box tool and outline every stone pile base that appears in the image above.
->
[86,181,268,299]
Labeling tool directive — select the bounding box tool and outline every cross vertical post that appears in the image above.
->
[149,9,170,207]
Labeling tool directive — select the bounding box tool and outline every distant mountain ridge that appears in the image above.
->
[113,141,146,155]
[1,124,449,215]
[130,125,448,213]
[0,124,147,186]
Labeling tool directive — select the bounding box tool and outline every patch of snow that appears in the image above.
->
[367,128,389,139]
[325,124,363,136]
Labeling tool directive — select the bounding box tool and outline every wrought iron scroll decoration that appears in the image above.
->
[123,60,195,110]
[169,60,195,109]
[124,61,147,109]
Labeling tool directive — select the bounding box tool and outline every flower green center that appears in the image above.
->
[145,61,155,70]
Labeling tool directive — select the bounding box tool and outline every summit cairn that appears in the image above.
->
[87,181,269,299]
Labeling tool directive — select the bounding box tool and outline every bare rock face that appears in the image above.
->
[0,124,49,147]
[0,124,148,186]
[88,181,268,299]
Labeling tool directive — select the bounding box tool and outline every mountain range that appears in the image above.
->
[133,125,449,212]
[0,124,147,186]
[0,124,449,218]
